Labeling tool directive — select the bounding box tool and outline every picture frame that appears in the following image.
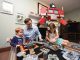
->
[48,8,58,15]
[38,2,48,15]
[16,13,25,25]
[0,1,13,15]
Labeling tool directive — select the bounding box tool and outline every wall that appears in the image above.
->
[0,0,49,47]
[65,8,80,22]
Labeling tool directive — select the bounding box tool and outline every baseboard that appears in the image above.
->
[0,46,11,52]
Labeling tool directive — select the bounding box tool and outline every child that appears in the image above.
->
[46,23,69,47]
[6,27,26,59]
[10,27,25,52]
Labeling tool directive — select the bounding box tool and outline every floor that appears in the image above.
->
[0,51,10,60]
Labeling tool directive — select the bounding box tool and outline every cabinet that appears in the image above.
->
[60,22,80,43]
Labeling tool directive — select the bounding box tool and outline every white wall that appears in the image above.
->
[0,0,49,47]
[65,8,80,22]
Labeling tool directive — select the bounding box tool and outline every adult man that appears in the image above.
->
[23,18,42,42]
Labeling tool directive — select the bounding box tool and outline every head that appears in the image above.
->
[15,27,23,37]
[49,23,56,29]
[24,18,32,28]
[48,23,56,33]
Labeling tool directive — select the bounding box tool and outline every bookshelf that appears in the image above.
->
[60,22,80,43]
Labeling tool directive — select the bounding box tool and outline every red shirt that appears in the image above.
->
[39,18,46,24]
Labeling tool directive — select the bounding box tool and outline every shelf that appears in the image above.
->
[60,22,80,43]
[28,14,40,20]
[61,33,80,34]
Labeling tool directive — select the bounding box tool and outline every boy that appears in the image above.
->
[10,27,25,52]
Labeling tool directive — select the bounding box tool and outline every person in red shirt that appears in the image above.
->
[38,16,47,28]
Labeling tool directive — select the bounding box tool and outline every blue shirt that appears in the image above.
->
[23,25,41,41]
[10,36,23,47]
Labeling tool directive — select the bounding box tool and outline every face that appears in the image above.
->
[26,20,32,28]
[49,23,55,29]
[17,30,23,37]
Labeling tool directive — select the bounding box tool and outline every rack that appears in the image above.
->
[60,22,80,43]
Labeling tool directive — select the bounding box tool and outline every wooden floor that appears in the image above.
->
[0,51,10,60]
[0,47,11,60]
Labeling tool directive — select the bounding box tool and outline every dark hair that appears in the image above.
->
[24,18,32,24]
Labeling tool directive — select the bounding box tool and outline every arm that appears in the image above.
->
[10,37,18,47]
[35,27,43,41]
[6,37,13,43]
[50,28,59,42]
[37,30,43,41]
[6,37,18,47]
[54,32,59,39]
[46,31,50,42]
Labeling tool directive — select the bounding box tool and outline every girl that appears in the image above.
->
[46,23,69,46]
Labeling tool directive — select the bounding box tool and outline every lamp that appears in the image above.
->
[50,3,55,8]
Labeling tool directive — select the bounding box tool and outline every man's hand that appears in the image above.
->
[39,35,43,41]
[39,38,43,41]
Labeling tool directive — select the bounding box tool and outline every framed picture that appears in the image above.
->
[54,10,58,15]
[38,2,48,15]
[48,8,58,15]
[16,13,25,25]
[0,1,13,15]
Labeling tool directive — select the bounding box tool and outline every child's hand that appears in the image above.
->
[16,45,20,47]
[6,37,12,43]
